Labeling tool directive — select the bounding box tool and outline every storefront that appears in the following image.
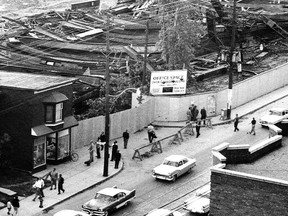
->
[32,116,78,169]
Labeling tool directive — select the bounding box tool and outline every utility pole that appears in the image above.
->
[103,15,110,177]
[142,20,149,86]
[227,0,237,119]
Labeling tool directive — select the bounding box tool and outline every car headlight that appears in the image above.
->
[152,170,155,174]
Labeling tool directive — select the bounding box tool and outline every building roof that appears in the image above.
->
[0,71,77,92]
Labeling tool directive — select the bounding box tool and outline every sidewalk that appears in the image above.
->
[1,85,288,216]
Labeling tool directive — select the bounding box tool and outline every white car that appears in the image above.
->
[259,108,288,126]
[183,184,210,214]
[152,155,196,181]
[146,208,184,216]
[53,210,90,216]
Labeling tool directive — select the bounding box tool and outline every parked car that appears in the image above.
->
[183,184,210,214]
[145,208,184,216]
[259,107,288,126]
[53,210,90,216]
[152,155,196,181]
[82,186,136,216]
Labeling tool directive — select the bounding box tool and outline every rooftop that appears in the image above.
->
[0,71,77,91]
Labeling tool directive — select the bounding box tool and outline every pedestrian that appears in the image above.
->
[114,150,121,169]
[99,131,105,150]
[187,107,192,122]
[194,106,199,121]
[147,124,155,143]
[88,140,95,162]
[11,195,19,216]
[196,120,201,138]
[96,138,101,158]
[39,178,45,198]
[110,141,118,161]
[234,114,240,132]
[249,117,256,135]
[191,105,196,121]
[6,199,12,215]
[58,174,65,195]
[49,168,58,190]
[32,178,42,201]
[200,107,207,125]
[122,130,129,149]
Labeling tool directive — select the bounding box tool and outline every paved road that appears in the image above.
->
[38,97,288,216]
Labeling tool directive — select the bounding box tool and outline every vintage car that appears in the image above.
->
[259,107,288,127]
[145,208,185,216]
[53,210,90,216]
[82,186,136,216]
[183,184,210,214]
[152,155,196,181]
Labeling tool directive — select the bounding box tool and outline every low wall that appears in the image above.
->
[212,135,282,164]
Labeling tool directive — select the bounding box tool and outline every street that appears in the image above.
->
[37,96,288,216]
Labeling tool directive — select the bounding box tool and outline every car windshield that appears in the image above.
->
[163,160,178,167]
[94,193,115,203]
[269,111,283,116]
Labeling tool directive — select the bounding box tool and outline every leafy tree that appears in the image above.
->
[156,0,205,83]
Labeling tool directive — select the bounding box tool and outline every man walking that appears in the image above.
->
[249,117,256,135]
[147,124,155,143]
[32,178,42,201]
[114,150,121,169]
[11,195,20,216]
[49,168,58,190]
[200,107,207,125]
[196,120,201,138]
[88,140,95,163]
[122,130,129,149]
[110,141,118,161]
[234,114,239,132]
[96,138,101,159]
[58,174,65,195]
[99,132,105,150]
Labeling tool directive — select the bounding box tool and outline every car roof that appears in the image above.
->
[147,208,171,216]
[164,155,187,162]
[270,108,288,112]
[97,187,129,196]
[53,210,90,216]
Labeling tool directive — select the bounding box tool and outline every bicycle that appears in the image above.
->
[64,151,79,162]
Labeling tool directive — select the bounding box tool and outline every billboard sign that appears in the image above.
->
[150,70,187,95]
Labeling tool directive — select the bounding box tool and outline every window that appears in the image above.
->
[33,137,46,168]
[44,102,63,124]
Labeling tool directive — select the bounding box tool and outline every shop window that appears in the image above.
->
[57,129,69,160]
[33,137,46,168]
[44,102,63,124]
[47,133,56,160]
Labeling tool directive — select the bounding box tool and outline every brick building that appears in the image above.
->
[0,71,78,173]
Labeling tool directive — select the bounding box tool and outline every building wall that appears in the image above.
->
[210,168,288,216]
[0,89,34,171]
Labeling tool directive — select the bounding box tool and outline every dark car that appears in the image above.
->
[82,186,136,216]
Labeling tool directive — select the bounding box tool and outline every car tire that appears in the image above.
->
[103,211,108,216]
[172,175,177,182]
[187,167,192,173]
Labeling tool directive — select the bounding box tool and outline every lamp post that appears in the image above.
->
[227,0,237,120]
[103,15,110,177]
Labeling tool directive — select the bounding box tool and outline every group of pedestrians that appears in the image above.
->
[31,168,65,209]
[234,114,257,135]
[86,130,129,169]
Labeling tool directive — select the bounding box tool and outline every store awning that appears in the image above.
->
[31,116,78,137]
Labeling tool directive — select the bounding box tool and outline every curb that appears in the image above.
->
[39,161,125,215]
